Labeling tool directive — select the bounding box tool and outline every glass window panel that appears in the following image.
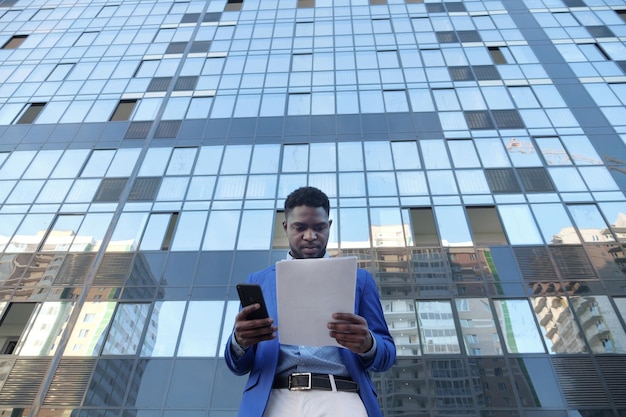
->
[370,208,405,248]
[102,303,150,355]
[141,301,186,357]
[475,138,511,168]
[139,213,172,251]
[466,207,507,245]
[503,137,542,167]
[391,141,421,170]
[367,172,397,197]
[396,171,428,196]
[0,151,36,180]
[308,173,337,198]
[221,146,251,175]
[434,206,472,246]
[277,174,307,199]
[456,298,502,355]
[163,97,190,120]
[260,94,286,117]
[36,179,73,203]
[383,299,419,356]
[309,143,336,173]
[219,301,239,357]
[383,90,409,112]
[107,212,149,252]
[359,91,384,114]
[426,171,457,195]
[433,89,461,111]
[364,142,393,171]
[138,148,171,177]
[187,176,216,201]
[282,144,309,172]
[531,296,587,354]
[448,140,480,168]
[548,167,587,192]
[250,145,280,174]
[567,204,614,243]
[416,301,461,354]
[339,207,370,248]
[336,91,360,114]
[166,148,197,176]
[535,137,572,166]
[50,149,89,178]
[81,150,115,177]
[246,175,277,199]
[106,149,140,178]
[23,150,63,179]
[238,210,273,250]
[177,301,224,356]
[156,177,189,201]
[288,93,310,115]
[7,214,55,253]
[337,143,363,172]
[570,295,626,354]
[0,214,23,252]
[214,176,246,200]
[234,94,261,117]
[211,96,235,118]
[187,97,213,119]
[133,98,162,121]
[17,302,75,356]
[408,89,435,111]
[64,301,116,356]
[0,180,15,204]
[171,211,207,251]
[498,205,543,245]
[407,208,439,246]
[194,146,223,176]
[203,211,240,250]
[66,179,100,202]
[6,180,45,204]
[70,213,112,252]
[579,166,619,191]
[455,170,490,194]
[531,203,580,245]
[561,136,602,166]
[598,202,626,239]
[420,140,451,169]
[493,299,545,353]
[338,172,366,197]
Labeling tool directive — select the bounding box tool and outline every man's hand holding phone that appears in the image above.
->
[234,284,277,348]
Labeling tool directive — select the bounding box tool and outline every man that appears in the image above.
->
[225,186,396,417]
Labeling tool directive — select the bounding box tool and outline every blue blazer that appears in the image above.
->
[225,264,396,417]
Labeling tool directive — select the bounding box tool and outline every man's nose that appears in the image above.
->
[303,229,317,240]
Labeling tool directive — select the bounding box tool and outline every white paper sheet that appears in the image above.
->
[276,256,357,347]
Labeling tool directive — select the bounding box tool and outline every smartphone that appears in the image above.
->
[236,284,269,320]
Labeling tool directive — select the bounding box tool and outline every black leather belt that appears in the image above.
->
[272,372,359,392]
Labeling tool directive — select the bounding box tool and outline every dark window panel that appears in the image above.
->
[93,178,128,202]
[465,111,495,130]
[190,41,211,53]
[616,61,626,74]
[436,31,458,43]
[43,358,95,406]
[445,2,467,12]
[2,35,27,49]
[586,25,615,38]
[596,356,626,406]
[449,66,474,81]
[551,357,609,407]
[162,213,179,251]
[518,167,555,192]
[492,110,525,129]
[489,46,508,64]
[203,12,222,22]
[54,254,97,285]
[297,0,314,7]
[94,254,134,285]
[124,121,153,139]
[165,42,187,54]
[129,177,161,201]
[458,30,481,42]
[0,304,37,354]
[563,0,586,6]
[425,3,445,13]
[549,246,596,279]
[147,77,172,92]
[84,359,134,406]
[0,0,19,6]
[371,0,387,4]
[174,76,198,91]
[617,10,626,23]
[0,358,50,406]
[473,65,500,80]
[181,12,200,23]
[110,100,137,121]
[513,247,556,281]
[226,0,243,11]
[485,168,521,193]
[15,102,46,124]
[154,120,182,138]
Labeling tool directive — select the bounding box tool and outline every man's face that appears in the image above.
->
[283,205,332,259]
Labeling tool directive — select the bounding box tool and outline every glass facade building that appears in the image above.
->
[0,0,626,416]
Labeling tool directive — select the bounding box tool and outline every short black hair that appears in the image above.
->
[284,186,330,217]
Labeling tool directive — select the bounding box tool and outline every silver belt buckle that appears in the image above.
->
[288,372,312,391]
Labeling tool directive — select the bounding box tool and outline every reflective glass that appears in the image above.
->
[498,205,543,245]
[391,141,421,170]
[455,170,490,194]
[187,176,216,201]
[246,175,277,199]
[535,137,572,166]
[157,177,189,201]
[282,144,309,172]
[420,140,451,169]
[370,208,405,248]
[36,179,73,203]
[570,295,626,354]
[598,202,626,239]
[7,214,55,253]
[40,215,83,252]
[456,298,502,355]
[367,172,397,197]
[102,303,150,355]
[531,203,580,245]
[309,143,336,173]
[238,210,273,250]
[107,148,141,177]
[567,204,614,243]
[166,148,197,176]
[177,300,224,356]
[107,212,149,252]
[364,142,393,171]
[339,208,370,248]
[250,145,280,174]
[561,136,602,166]
[219,301,240,357]
[5,180,45,204]
[511,357,565,408]
[548,167,588,192]
[64,301,116,356]
[203,211,240,250]
[382,300,419,356]
[475,138,510,168]
[579,167,619,191]
[466,207,507,245]
[214,176,246,200]
[531,296,587,354]
[0,151,36,180]
[416,301,460,354]
[221,146,251,175]
[0,214,24,252]
[138,148,172,177]
[139,213,172,251]
[66,179,100,203]
[502,137,542,167]
[81,150,115,177]
[448,140,480,168]
[171,211,207,251]
[337,142,363,171]
[396,172,428,196]
[140,301,184,356]
[426,171,457,195]
[434,206,472,246]
[338,173,366,197]
[194,146,223,176]
[23,150,63,179]
[17,302,75,356]
[493,299,545,353]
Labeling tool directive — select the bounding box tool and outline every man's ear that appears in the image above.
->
[328,219,333,229]
[282,220,288,234]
